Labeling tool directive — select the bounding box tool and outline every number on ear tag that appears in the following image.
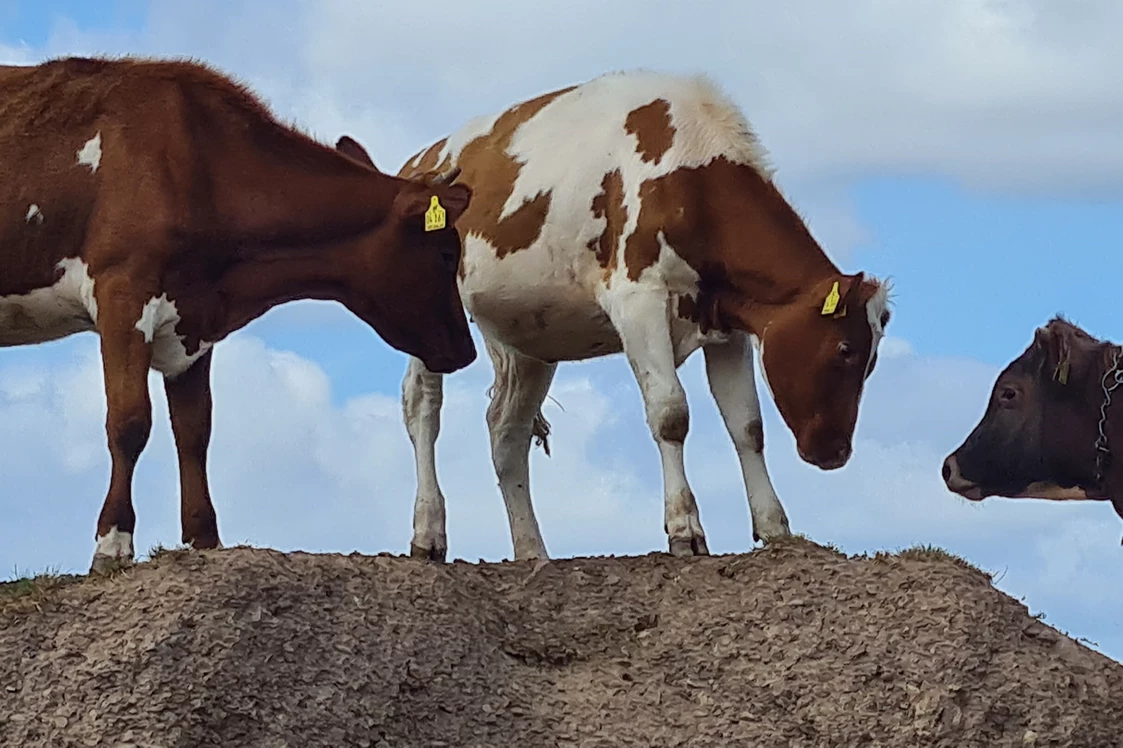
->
[424,195,446,232]
[821,281,841,316]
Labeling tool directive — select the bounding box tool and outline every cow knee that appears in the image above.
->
[109,410,152,463]
[651,397,689,444]
[734,418,764,454]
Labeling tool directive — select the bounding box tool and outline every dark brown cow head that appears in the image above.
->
[942,316,1116,506]
[743,272,891,470]
[334,135,475,374]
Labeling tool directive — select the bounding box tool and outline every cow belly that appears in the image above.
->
[0,259,97,347]
[464,286,623,363]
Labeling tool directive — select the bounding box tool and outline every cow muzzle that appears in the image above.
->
[941,454,984,501]
[422,339,477,375]
[798,437,853,471]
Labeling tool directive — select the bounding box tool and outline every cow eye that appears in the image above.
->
[999,386,1018,404]
[838,341,858,363]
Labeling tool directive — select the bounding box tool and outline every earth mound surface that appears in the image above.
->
[1,539,1119,747]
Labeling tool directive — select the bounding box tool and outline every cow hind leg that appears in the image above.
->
[703,333,791,544]
[402,356,449,562]
[164,349,221,551]
[485,341,556,561]
[91,284,155,575]
[611,293,708,557]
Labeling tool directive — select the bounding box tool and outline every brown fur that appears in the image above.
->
[587,169,628,273]
[624,99,676,165]
[0,56,477,572]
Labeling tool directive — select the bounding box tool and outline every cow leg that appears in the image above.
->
[164,350,221,550]
[91,287,154,574]
[402,356,449,562]
[612,293,708,557]
[703,333,791,544]
[485,340,556,561]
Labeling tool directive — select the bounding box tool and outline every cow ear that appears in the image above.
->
[336,135,379,171]
[1033,325,1072,385]
[394,182,472,229]
[817,272,865,319]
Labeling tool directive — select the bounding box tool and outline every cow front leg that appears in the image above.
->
[91,288,155,575]
[703,333,791,544]
[402,357,449,562]
[612,293,707,557]
[164,349,221,551]
[485,341,556,561]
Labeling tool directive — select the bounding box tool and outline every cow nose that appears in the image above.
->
[942,457,953,482]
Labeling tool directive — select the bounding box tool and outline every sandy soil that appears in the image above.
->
[1,538,1119,747]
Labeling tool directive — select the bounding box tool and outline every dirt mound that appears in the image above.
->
[1,539,1119,748]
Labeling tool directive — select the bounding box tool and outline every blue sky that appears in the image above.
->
[3,1,1122,661]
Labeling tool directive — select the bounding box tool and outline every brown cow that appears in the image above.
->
[339,70,893,561]
[0,56,476,573]
[943,316,1123,524]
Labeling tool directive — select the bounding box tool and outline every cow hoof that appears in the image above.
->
[752,519,792,545]
[669,536,709,557]
[89,554,133,576]
[409,542,447,563]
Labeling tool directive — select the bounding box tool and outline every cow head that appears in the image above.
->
[749,272,890,470]
[942,317,1112,503]
[334,135,476,374]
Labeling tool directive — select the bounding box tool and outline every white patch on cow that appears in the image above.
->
[25,204,43,224]
[134,294,213,378]
[94,525,133,561]
[749,332,777,403]
[0,257,98,347]
[76,131,103,172]
[864,280,892,375]
[1015,483,1090,501]
[431,110,504,170]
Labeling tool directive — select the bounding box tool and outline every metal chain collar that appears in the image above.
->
[1093,345,1123,487]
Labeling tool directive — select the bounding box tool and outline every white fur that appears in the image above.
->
[864,282,891,377]
[93,525,133,562]
[401,70,883,560]
[76,132,102,173]
[134,294,213,379]
[1016,483,1090,501]
[25,204,43,224]
[0,257,98,346]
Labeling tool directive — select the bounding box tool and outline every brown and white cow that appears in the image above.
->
[339,70,892,561]
[1,56,476,573]
[943,316,1123,523]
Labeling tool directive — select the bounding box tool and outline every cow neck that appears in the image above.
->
[718,255,839,339]
[216,241,357,335]
[207,137,407,334]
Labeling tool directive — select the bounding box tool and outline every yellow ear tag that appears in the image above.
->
[1054,357,1070,385]
[424,195,446,232]
[821,281,841,316]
